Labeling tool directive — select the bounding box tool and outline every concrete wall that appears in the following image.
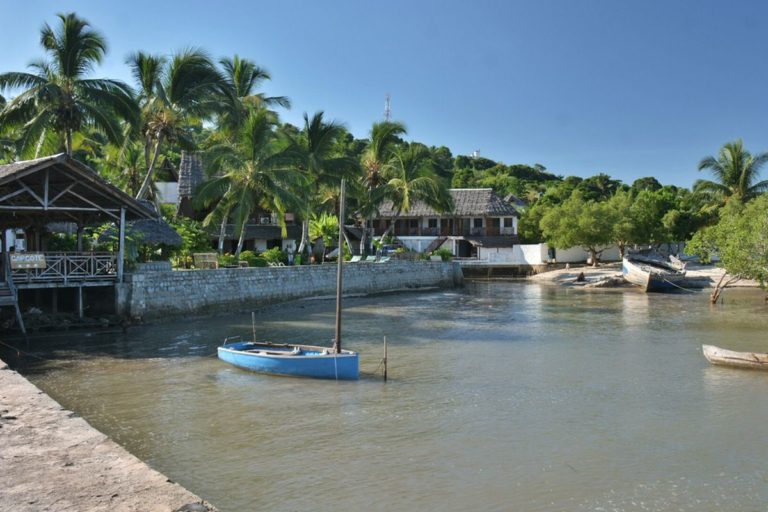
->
[476,243,621,265]
[118,260,463,320]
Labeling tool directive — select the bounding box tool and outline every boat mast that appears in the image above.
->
[333,179,346,353]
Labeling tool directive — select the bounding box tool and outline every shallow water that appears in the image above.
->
[13,282,768,511]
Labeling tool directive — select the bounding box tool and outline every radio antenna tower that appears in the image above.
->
[384,93,392,121]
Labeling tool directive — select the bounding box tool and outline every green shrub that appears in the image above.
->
[218,253,238,267]
[260,247,287,264]
[432,248,453,261]
[239,250,259,266]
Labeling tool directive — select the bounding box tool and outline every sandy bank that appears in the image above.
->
[0,361,217,512]
[528,262,759,289]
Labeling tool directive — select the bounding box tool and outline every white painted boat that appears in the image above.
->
[702,344,768,371]
[622,257,687,292]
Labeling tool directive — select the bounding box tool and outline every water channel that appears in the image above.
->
[11,281,768,511]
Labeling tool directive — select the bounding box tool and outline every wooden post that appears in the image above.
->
[383,336,388,382]
[117,207,126,283]
[333,179,346,354]
[251,311,256,343]
[76,286,83,319]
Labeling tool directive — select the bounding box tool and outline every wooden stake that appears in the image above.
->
[383,336,388,382]
[251,312,256,343]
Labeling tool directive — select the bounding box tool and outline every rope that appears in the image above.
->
[661,277,696,293]
[0,339,47,361]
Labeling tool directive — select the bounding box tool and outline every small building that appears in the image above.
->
[371,188,519,258]
[0,153,156,329]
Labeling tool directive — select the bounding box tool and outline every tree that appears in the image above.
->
[688,196,768,302]
[290,111,358,260]
[606,189,634,258]
[378,144,452,238]
[194,108,303,256]
[215,55,289,134]
[631,176,662,193]
[0,12,138,157]
[695,139,768,203]
[129,48,224,199]
[540,191,616,266]
[309,212,338,263]
[576,173,623,201]
[358,121,406,254]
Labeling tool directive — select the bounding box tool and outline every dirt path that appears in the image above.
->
[0,362,217,512]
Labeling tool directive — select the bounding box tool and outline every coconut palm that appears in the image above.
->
[695,140,768,203]
[0,12,138,157]
[194,108,304,257]
[215,55,289,134]
[378,144,452,239]
[357,120,406,253]
[291,111,359,259]
[128,48,224,199]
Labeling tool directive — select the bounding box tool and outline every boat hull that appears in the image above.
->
[218,342,359,380]
[702,344,768,371]
[622,258,687,292]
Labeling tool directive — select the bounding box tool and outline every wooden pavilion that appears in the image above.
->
[0,153,155,332]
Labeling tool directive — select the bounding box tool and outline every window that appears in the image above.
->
[503,217,514,228]
[428,218,438,228]
[409,219,418,228]
[473,218,483,228]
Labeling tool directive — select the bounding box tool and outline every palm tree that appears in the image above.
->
[695,140,768,203]
[216,55,289,134]
[378,144,452,239]
[0,13,138,157]
[129,48,224,199]
[291,111,359,259]
[358,120,406,254]
[194,108,303,257]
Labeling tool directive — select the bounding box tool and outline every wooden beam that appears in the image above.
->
[17,180,44,206]
[0,188,28,204]
[43,169,49,210]
[48,182,77,205]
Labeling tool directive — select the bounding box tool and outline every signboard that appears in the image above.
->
[10,253,46,269]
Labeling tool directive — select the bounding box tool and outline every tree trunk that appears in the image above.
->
[590,248,599,267]
[136,133,165,200]
[235,224,246,258]
[218,215,227,254]
[297,218,310,259]
[65,130,73,157]
[618,242,626,259]
[341,225,353,258]
[358,219,368,256]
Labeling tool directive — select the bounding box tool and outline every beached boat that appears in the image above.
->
[702,344,768,371]
[217,179,360,380]
[622,257,687,292]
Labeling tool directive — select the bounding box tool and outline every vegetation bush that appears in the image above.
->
[260,247,287,264]
[218,253,238,267]
[432,248,453,261]
[239,250,267,267]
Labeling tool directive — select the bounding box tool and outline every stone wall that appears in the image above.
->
[117,261,463,319]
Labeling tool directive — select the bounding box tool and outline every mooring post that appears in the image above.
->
[383,336,388,382]
[251,311,256,343]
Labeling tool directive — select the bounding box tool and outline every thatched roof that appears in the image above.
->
[376,188,519,218]
[0,154,155,227]
[99,219,183,246]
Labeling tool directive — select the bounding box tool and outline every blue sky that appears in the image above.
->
[0,0,766,188]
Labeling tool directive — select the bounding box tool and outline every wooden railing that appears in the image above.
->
[11,252,117,284]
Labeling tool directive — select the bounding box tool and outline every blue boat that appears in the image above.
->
[217,179,360,380]
[217,341,359,380]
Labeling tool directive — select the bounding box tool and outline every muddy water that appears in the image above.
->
[15,282,768,511]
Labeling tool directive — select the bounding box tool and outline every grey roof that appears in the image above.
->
[98,219,183,246]
[376,188,518,218]
[177,151,204,197]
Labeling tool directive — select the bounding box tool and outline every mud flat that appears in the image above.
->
[0,361,217,512]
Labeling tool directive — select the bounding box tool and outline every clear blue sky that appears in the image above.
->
[1,0,766,188]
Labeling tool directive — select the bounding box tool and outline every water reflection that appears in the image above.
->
[13,283,768,511]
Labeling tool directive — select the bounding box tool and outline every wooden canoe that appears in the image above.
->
[702,344,768,370]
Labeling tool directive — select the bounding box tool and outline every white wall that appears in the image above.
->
[399,236,438,252]
[476,243,621,265]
